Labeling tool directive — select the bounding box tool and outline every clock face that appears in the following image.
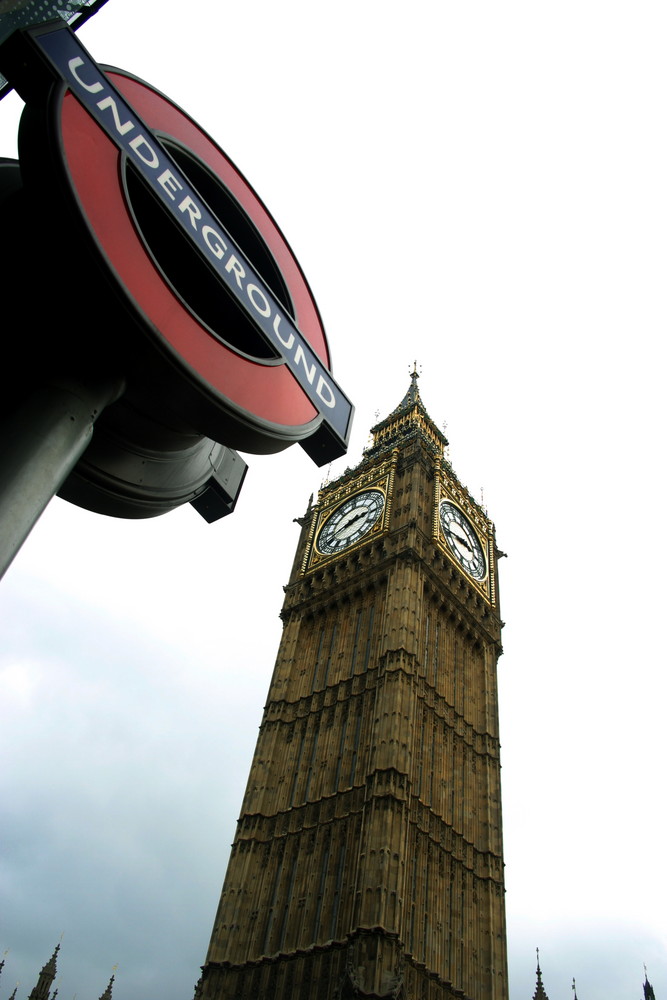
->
[317,490,385,555]
[439,501,486,581]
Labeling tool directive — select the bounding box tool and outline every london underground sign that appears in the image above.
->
[1,21,353,465]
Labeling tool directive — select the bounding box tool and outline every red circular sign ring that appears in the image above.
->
[54,69,329,448]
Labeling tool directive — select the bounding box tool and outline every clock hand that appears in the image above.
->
[335,511,366,535]
[450,531,473,554]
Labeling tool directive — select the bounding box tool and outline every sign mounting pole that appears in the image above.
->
[0,375,124,580]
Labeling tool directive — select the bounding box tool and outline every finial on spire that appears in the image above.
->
[364,367,448,461]
[644,966,656,1000]
[532,949,550,1000]
[398,366,422,410]
[41,944,59,976]
[98,972,115,1000]
[571,977,578,999]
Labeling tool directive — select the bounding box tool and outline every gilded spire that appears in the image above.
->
[386,362,423,416]
[366,367,448,460]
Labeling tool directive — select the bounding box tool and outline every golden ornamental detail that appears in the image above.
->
[306,472,392,570]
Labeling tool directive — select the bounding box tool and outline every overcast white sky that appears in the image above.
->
[1,2,666,999]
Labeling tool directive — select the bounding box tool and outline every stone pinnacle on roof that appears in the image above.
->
[98,973,115,1000]
[644,966,657,1000]
[27,944,59,1000]
[531,948,550,1000]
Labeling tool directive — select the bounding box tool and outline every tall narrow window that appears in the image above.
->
[453,639,459,710]
[334,703,350,789]
[289,725,307,807]
[312,626,326,689]
[349,608,363,676]
[313,834,331,938]
[349,703,363,785]
[262,844,286,954]
[409,848,419,952]
[429,717,437,805]
[447,867,454,970]
[329,836,347,939]
[362,605,375,670]
[321,622,338,688]
[277,848,298,951]
[303,724,320,802]
[422,847,431,962]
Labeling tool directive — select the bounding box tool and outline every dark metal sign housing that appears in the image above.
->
[1,21,353,464]
[0,0,108,97]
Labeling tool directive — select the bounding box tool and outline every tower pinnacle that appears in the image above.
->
[366,369,448,461]
[27,944,59,1000]
[532,949,550,1000]
[98,973,115,1000]
[644,967,657,1000]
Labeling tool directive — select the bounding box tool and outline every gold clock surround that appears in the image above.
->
[434,468,497,605]
[305,460,395,571]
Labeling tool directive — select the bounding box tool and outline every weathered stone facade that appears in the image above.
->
[198,375,508,1000]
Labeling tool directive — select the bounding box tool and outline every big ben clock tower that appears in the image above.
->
[197,372,508,1000]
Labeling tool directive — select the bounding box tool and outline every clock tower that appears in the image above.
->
[197,372,508,1000]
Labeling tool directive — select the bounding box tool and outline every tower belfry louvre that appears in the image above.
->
[197,373,508,1000]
